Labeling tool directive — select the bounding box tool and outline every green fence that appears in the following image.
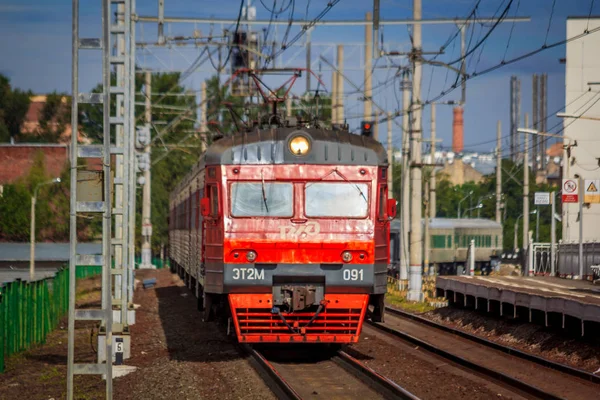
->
[0,265,102,373]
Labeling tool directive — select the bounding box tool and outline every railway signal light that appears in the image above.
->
[361,121,373,137]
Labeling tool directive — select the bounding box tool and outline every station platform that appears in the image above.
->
[436,275,600,329]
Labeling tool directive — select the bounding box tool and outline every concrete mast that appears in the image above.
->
[407,0,423,302]
[496,120,502,223]
[140,71,154,269]
[430,102,436,218]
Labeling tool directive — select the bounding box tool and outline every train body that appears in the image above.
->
[389,218,502,275]
[169,127,395,344]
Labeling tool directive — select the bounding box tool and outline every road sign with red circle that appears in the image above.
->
[562,179,579,203]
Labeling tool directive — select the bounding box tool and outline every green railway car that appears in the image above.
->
[389,218,502,276]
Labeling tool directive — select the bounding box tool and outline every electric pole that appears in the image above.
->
[540,74,547,170]
[523,113,529,266]
[532,74,538,177]
[337,44,344,124]
[306,28,311,94]
[407,0,423,302]
[286,96,292,118]
[430,102,436,218]
[399,70,410,290]
[424,180,430,275]
[364,12,374,138]
[140,71,154,269]
[387,111,393,192]
[200,81,207,152]
[496,120,502,223]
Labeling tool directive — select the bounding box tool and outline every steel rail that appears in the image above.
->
[385,306,600,385]
[244,344,420,400]
[368,318,565,400]
[242,344,302,400]
[335,350,420,400]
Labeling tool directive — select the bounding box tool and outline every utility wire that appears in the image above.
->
[375,24,600,126]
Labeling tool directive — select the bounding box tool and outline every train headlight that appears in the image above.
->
[342,251,353,263]
[289,135,311,156]
[246,250,257,262]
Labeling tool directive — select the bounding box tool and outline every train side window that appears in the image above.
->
[432,235,445,249]
[209,185,219,217]
[447,235,452,248]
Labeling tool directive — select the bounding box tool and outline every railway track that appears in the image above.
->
[363,306,600,400]
[384,306,600,385]
[244,344,419,400]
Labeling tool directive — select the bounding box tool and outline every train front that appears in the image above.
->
[205,128,394,343]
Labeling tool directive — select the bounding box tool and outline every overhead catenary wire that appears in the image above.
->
[372,23,600,127]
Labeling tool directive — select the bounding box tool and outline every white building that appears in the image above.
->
[563,17,600,242]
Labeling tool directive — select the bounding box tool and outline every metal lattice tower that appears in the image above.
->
[68,0,136,398]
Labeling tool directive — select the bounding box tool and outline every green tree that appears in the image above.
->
[138,72,201,253]
[20,92,71,143]
[0,183,30,240]
[0,151,73,242]
[0,74,31,143]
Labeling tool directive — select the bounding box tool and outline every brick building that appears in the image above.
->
[0,144,68,185]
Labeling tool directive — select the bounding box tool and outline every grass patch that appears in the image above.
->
[385,291,435,314]
[38,366,61,382]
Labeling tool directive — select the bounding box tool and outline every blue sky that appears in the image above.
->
[1,0,599,153]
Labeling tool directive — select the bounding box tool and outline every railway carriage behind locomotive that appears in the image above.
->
[169,126,395,344]
[389,218,502,276]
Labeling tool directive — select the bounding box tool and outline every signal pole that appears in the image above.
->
[140,71,154,269]
[496,120,502,223]
[407,0,423,302]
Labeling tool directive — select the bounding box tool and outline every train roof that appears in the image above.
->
[204,127,388,166]
[390,218,502,232]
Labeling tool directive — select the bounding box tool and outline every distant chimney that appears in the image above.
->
[452,106,464,153]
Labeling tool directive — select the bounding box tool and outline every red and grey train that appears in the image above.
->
[169,126,396,344]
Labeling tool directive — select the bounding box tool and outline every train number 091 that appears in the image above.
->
[343,269,364,281]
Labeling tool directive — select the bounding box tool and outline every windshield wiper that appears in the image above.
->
[261,170,269,213]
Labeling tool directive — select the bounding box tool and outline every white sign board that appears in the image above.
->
[562,179,579,203]
[534,192,550,205]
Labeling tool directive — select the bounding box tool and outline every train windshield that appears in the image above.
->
[230,182,293,217]
[305,183,368,218]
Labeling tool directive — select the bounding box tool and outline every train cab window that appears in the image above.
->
[305,182,368,218]
[231,182,293,217]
